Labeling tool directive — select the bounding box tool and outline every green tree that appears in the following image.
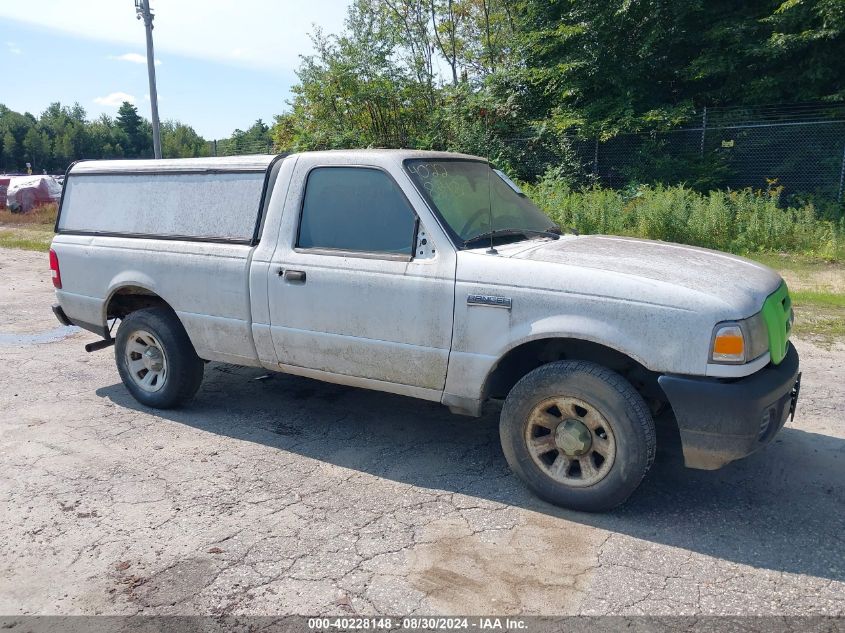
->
[0,108,36,172]
[511,1,713,136]
[23,127,52,170]
[512,0,845,136]
[431,0,461,86]
[116,102,151,158]
[273,0,438,150]
[762,0,845,101]
[219,119,273,155]
[86,114,129,160]
[161,121,210,158]
[1,130,16,171]
[0,102,210,171]
[38,102,90,171]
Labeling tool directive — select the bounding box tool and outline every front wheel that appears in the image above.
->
[115,307,204,409]
[500,360,656,512]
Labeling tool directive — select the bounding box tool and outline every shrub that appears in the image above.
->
[522,178,843,261]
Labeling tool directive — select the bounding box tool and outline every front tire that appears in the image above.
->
[115,307,204,409]
[500,360,656,512]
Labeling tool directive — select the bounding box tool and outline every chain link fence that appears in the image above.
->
[207,102,845,204]
[502,102,845,204]
[207,138,275,157]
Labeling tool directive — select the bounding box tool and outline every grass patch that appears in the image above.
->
[0,203,57,251]
[0,203,58,226]
[0,226,53,252]
[751,252,845,283]
[790,306,845,344]
[750,252,833,271]
[790,288,845,345]
[791,290,845,309]
[775,270,845,345]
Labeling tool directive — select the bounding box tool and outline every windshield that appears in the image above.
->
[404,159,555,247]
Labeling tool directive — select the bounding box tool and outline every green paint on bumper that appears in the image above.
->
[762,282,793,365]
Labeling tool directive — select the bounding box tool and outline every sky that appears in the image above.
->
[0,0,351,139]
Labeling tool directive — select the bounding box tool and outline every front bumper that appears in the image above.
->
[658,344,800,470]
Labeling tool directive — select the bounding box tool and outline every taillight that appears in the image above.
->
[49,248,62,289]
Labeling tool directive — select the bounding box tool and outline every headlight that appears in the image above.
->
[744,311,769,360]
[711,312,769,364]
[712,324,745,363]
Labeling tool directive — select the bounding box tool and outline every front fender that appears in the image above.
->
[443,312,659,406]
[505,314,654,371]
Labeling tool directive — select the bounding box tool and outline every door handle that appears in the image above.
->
[284,269,306,283]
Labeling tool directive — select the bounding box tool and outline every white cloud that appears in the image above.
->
[110,52,162,65]
[93,92,136,107]
[6,41,22,55]
[0,0,350,71]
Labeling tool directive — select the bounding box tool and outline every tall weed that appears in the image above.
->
[524,176,843,260]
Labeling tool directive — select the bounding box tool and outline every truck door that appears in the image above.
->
[267,161,456,394]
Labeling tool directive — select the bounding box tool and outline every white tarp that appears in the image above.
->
[7,175,63,198]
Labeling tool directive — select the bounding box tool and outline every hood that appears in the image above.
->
[505,235,783,316]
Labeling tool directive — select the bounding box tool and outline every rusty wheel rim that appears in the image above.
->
[524,396,617,488]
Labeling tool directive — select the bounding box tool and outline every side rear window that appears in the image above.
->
[58,171,267,241]
[298,167,416,255]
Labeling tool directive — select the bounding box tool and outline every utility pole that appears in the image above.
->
[135,0,162,159]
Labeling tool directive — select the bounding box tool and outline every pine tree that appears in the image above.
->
[116,102,146,158]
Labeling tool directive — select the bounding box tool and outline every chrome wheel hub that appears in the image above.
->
[142,347,164,372]
[125,329,168,393]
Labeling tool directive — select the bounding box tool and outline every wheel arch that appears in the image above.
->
[103,282,212,364]
[482,334,667,412]
[104,283,173,323]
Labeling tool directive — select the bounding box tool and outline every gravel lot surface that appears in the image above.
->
[0,247,843,616]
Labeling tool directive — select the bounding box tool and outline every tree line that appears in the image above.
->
[3,0,842,179]
[272,0,845,180]
[0,101,273,174]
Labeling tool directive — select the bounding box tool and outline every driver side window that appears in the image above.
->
[298,167,417,256]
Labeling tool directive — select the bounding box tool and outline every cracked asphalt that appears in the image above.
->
[0,247,843,616]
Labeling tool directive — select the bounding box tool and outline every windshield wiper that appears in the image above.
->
[463,227,561,248]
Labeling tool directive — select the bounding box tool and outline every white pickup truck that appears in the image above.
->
[50,150,800,511]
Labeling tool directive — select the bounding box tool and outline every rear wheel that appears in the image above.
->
[500,360,656,512]
[115,307,204,408]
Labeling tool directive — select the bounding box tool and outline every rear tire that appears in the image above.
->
[115,307,204,409]
[500,360,656,512]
